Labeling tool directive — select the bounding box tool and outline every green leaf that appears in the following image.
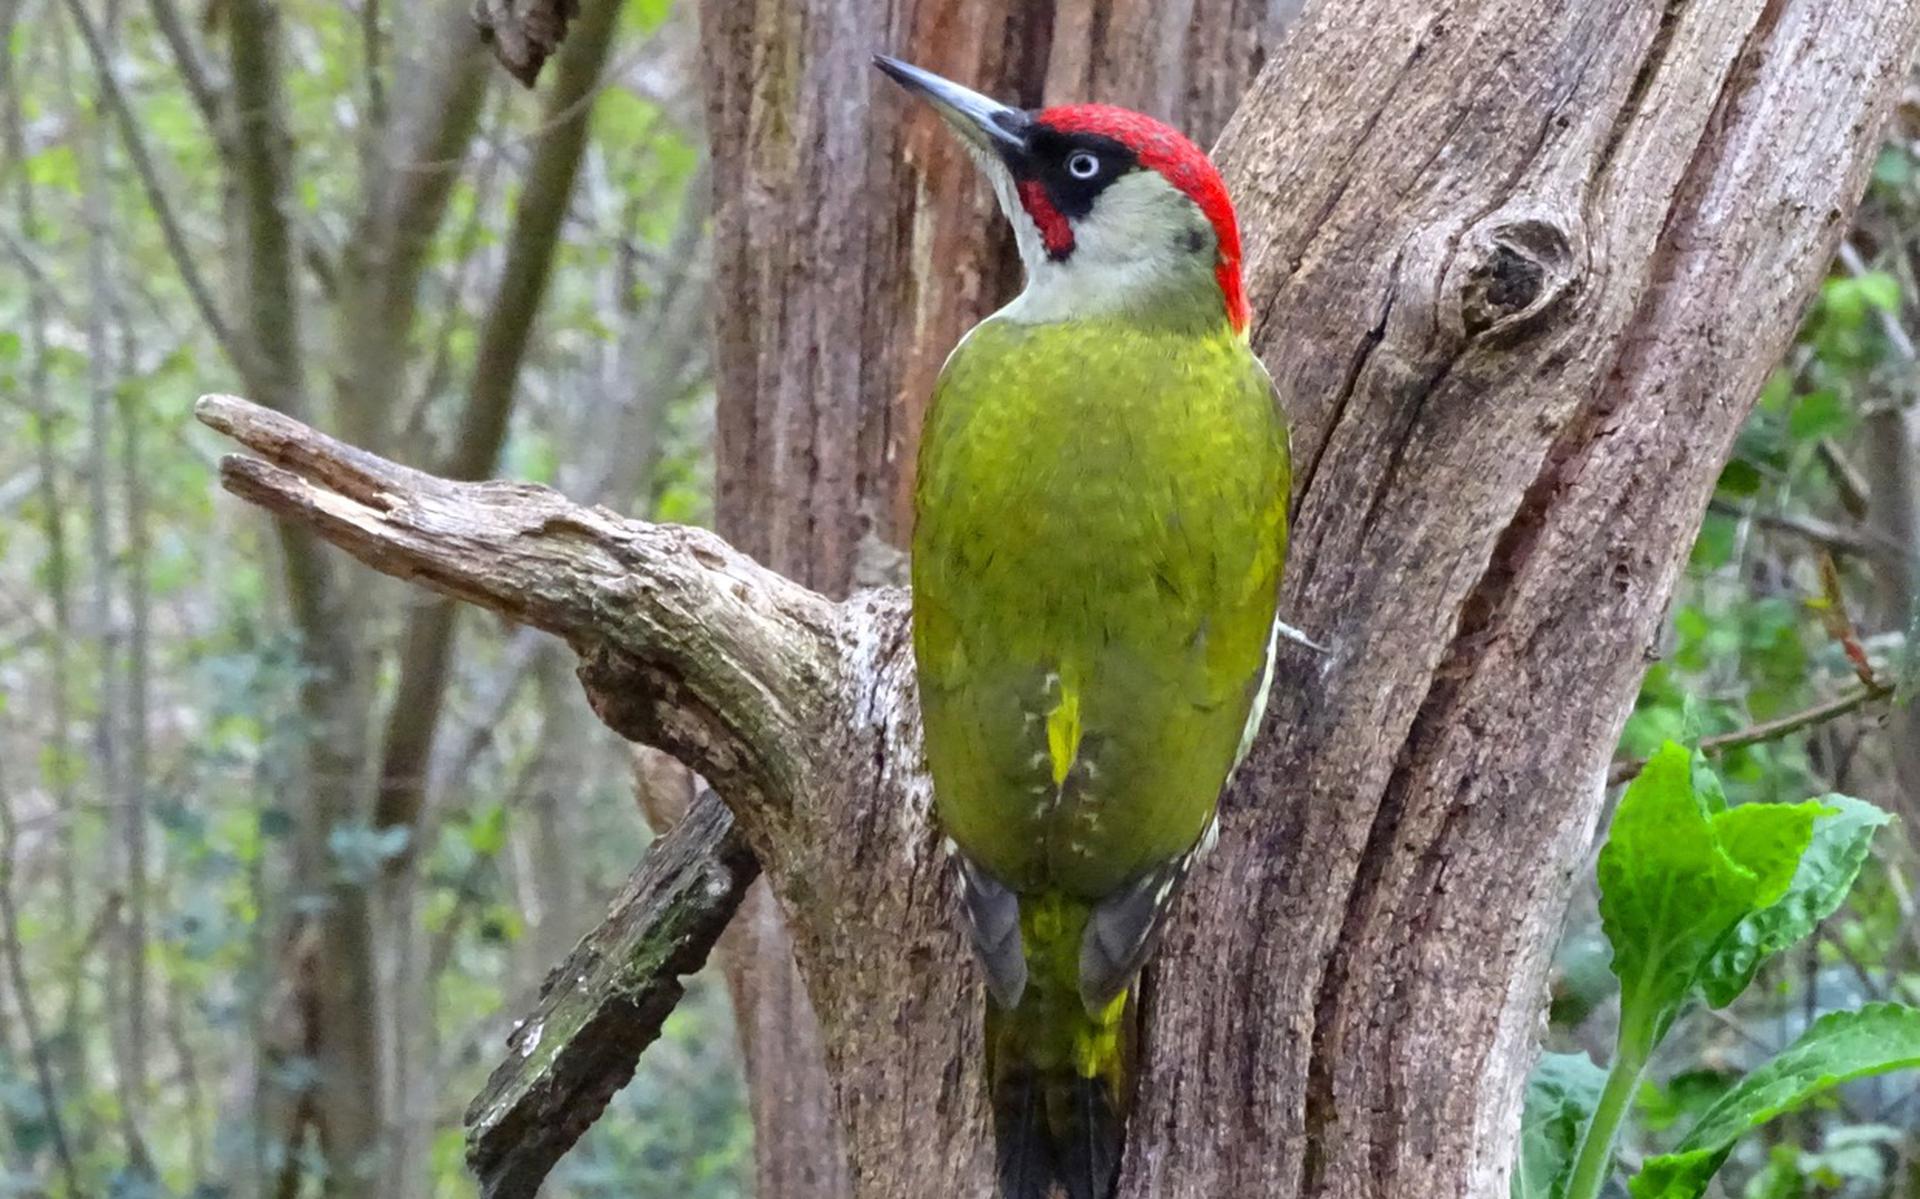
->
[1872,146,1914,189]
[1785,389,1849,442]
[1598,744,1816,1046]
[469,802,509,856]
[1755,368,1794,413]
[1819,278,1869,329]
[1513,1053,1607,1199]
[1700,795,1890,1007]
[1854,270,1900,313]
[1629,1004,1920,1199]
[25,144,78,192]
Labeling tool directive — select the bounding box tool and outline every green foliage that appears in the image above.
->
[0,1,730,1194]
[1521,745,1903,1199]
[1596,744,1823,1049]
[1515,1053,1607,1199]
[1631,1005,1920,1199]
[1698,796,1891,1007]
[1741,1125,1906,1198]
[1593,131,1920,1199]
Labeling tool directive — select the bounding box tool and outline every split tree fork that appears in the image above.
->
[202,0,1920,1195]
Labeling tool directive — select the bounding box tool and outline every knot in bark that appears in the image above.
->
[1458,216,1576,338]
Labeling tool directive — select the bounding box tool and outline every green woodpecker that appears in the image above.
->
[877,58,1290,1199]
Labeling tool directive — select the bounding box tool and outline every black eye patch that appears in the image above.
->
[1013,129,1138,220]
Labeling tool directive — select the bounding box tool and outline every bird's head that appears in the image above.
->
[875,56,1248,336]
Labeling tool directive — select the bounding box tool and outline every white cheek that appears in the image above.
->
[1000,172,1213,324]
[1070,174,1191,268]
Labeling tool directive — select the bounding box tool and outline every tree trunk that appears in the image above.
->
[1861,397,1919,827]
[209,0,1920,1195]
[1131,2,1920,1192]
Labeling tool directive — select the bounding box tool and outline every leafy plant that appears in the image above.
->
[1515,742,1908,1199]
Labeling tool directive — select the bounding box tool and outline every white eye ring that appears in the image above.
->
[1066,151,1100,180]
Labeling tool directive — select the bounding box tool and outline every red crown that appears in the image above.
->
[1035,105,1248,334]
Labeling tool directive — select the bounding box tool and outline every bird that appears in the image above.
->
[876,57,1290,1199]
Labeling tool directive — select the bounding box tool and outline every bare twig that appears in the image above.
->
[1608,682,1894,785]
[0,765,81,1194]
[1816,440,1873,520]
[61,0,255,378]
[1709,498,1912,561]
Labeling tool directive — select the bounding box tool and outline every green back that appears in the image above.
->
[912,314,1289,899]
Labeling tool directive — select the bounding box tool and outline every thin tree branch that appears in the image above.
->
[61,0,256,379]
[0,764,81,1195]
[1817,439,1874,520]
[402,86,509,455]
[371,0,626,847]
[334,0,491,448]
[1709,498,1913,560]
[146,0,228,154]
[359,0,388,144]
[0,226,78,315]
[1607,681,1895,785]
[225,0,307,416]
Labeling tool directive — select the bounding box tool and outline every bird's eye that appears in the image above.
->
[1066,151,1100,180]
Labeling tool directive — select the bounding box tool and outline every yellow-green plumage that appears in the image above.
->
[913,311,1288,1194]
[915,315,1287,893]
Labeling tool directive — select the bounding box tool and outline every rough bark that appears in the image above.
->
[202,0,1920,1195]
[1140,2,1920,1194]
[465,792,757,1199]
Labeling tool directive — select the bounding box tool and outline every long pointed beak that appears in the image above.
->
[873,56,1029,156]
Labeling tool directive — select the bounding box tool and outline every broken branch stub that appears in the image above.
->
[463,791,757,1199]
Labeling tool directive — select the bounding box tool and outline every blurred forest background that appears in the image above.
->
[0,1,1917,1197]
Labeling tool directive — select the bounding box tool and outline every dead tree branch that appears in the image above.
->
[474,0,581,86]
[463,791,757,1199]
[194,393,845,846]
